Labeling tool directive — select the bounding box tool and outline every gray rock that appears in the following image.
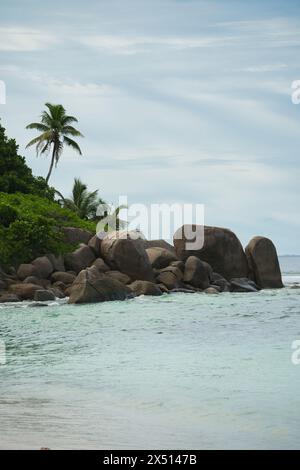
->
[106,270,131,284]
[141,239,176,254]
[51,271,76,285]
[146,247,178,269]
[174,225,249,280]
[32,256,54,279]
[17,263,38,281]
[183,256,212,289]
[245,236,283,289]
[92,258,110,273]
[9,283,43,300]
[68,266,131,304]
[47,254,65,272]
[0,293,20,303]
[101,230,154,282]
[129,280,162,296]
[64,245,96,274]
[88,234,104,257]
[62,227,93,245]
[205,287,220,294]
[34,290,56,301]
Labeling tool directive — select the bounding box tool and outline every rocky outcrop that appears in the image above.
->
[174,225,249,280]
[32,256,54,279]
[88,232,106,257]
[245,236,283,288]
[62,227,93,245]
[141,239,176,254]
[183,256,212,289]
[17,263,38,281]
[64,245,96,274]
[92,258,110,273]
[34,290,56,301]
[129,280,162,296]
[101,231,154,281]
[0,293,20,302]
[156,266,182,289]
[51,271,76,285]
[106,270,131,284]
[68,266,131,304]
[9,283,43,300]
[146,247,178,269]
[47,254,65,272]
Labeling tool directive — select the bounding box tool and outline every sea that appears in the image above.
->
[0,256,299,449]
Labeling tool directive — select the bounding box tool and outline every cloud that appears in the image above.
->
[0,27,59,51]
[78,34,235,55]
[242,64,288,73]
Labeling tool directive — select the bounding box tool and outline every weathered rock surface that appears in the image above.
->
[106,270,131,284]
[62,227,93,245]
[0,293,20,303]
[64,245,95,274]
[245,236,283,288]
[174,225,249,280]
[101,231,154,281]
[9,283,43,300]
[205,287,220,294]
[51,271,76,285]
[68,266,131,304]
[92,258,110,273]
[17,263,38,281]
[129,280,162,296]
[183,256,212,289]
[146,247,178,269]
[34,290,56,301]
[156,266,182,289]
[211,272,231,292]
[32,256,54,279]
[141,239,176,254]
[88,234,104,257]
[47,254,65,272]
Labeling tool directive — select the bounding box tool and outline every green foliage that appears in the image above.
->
[0,122,54,198]
[0,192,96,266]
[60,178,106,220]
[0,204,18,227]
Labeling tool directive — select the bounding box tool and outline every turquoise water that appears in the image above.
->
[0,258,300,449]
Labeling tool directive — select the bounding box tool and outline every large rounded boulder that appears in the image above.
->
[174,225,248,280]
[64,245,96,274]
[245,236,283,288]
[68,266,131,304]
[183,256,212,289]
[146,247,178,269]
[101,231,154,282]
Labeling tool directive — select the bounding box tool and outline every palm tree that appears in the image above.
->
[26,103,83,183]
[59,178,105,220]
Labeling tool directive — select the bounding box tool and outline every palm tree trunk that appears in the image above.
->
[46,144,56,184]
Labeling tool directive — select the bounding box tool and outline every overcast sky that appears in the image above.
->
[0,0,300,253]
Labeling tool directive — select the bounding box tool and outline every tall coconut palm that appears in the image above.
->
[26,103,83,183]
[59,178,106,220]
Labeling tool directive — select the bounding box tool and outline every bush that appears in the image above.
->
[0,122,54,198]
[0,204,18,227]
[0,192,96,267]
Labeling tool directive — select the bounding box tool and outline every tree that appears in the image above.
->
[59,178,105,220]
[0,121,53,198]
[26,103,83,183]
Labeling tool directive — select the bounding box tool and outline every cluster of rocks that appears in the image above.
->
[0,225,283,304]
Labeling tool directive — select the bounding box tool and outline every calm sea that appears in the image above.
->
[0,256,299,449]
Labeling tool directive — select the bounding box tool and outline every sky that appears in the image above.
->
[0,0,300,254]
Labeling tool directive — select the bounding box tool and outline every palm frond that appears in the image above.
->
[63,136,82,155]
